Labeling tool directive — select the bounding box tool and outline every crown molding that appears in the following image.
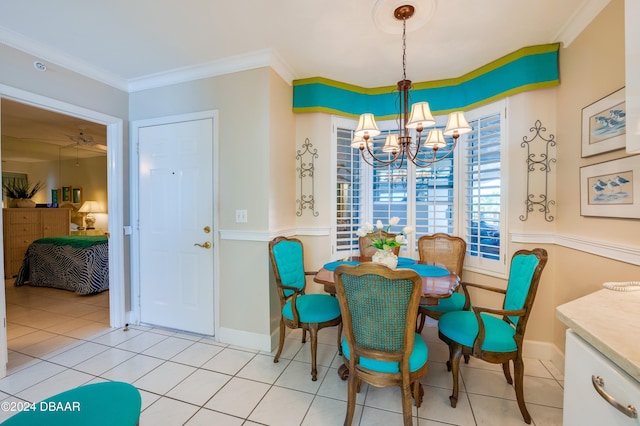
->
[127,48,295,93]
[553,0,611,47]
[0,27,129,91]
[1,26,295,93]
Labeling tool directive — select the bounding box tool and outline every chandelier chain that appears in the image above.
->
[402,17,407,81]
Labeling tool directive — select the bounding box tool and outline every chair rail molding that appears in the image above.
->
[219,226,331,242]
[511,232,640,266]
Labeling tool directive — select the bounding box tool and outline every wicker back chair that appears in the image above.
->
[269,236,342,381]
[358,231,400,257]
[438,248,548,424]
[416,234,467,332]
[334,263,428,426]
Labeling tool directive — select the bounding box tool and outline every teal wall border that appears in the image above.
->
[293,43,560,119]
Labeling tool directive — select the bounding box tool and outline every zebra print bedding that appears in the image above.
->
[15,236,109,295]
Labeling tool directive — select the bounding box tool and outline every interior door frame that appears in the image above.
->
[129,110,220,335]
[0,84,127,334]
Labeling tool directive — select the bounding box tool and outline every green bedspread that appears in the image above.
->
[33,235,107,248]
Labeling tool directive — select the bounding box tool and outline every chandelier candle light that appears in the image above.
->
[356,217,413,268]
[352,4,472,168]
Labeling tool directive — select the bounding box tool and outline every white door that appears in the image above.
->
[138,117,214,335]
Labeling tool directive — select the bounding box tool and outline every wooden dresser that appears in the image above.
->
[3,208,70,278]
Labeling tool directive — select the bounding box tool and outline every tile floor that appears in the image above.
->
[0,281,565,425]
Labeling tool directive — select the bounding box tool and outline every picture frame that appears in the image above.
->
[581,87,626,157]
[580,155,640,218]
[51,188,59,204]
[61,186,71,202]
[72,187,82,204]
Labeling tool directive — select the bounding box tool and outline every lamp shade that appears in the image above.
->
[424,129,447,149]
[407,102,436,129]
[444,111,472,136]
[78,201,102,214]
[354,113,381,138]
[350,136,373,149]
[382,134,400,153]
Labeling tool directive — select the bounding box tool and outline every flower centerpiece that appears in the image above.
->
[356,217,413,268]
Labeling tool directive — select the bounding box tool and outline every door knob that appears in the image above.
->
[194,241,211,249]
[203,226,211,233]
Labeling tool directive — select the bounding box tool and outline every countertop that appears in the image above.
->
[556,289,640,382]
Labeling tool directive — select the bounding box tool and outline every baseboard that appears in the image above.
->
[523,339,565,375]
[217,326,273,352]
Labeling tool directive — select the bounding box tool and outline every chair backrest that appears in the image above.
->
[417,233,466,276]
[269,237,306,302]
[334,263,422,361]
[503,248,548,330]
[359,231,400,257]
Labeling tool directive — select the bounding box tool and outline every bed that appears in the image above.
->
[15,235,109,295]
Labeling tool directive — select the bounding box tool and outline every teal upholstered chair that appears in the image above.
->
[1,381,141,425]
[269,236,342,381]
[416,233,467,333]
[438,248,548,424]
[334,263,428,426]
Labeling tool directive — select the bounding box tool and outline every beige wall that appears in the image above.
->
[553,0,640,352]
[130,67,296,342]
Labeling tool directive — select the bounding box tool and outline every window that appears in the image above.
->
[333,100,505,274]
[461,104,505,273]
[335,126,362,254]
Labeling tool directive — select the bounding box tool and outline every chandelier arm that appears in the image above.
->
[360,142,402,167]
[409,137,459,168]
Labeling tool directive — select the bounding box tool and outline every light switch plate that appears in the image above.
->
[235,209,248,223]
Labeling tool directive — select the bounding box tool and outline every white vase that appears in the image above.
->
[372,249,398,269]
[16,199,36,208]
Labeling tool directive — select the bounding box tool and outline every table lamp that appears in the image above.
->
[78,201,102,229]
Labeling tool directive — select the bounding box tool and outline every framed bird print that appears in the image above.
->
[581,87,626,157]
[580,155,640,218]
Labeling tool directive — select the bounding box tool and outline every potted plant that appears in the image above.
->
[2,179,45,208]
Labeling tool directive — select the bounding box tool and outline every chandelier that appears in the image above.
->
[351,4,471,168]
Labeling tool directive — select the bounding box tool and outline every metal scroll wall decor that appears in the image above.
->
[520,120,556,222]
[296,138,318,217]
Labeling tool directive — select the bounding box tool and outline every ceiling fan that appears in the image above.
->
[67,129,94,146]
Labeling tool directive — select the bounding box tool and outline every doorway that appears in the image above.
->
[133,111,218,336]
[0,85,126,378]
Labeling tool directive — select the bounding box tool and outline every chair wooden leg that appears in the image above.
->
[301,329,307,344]
[345,374,357,426]
[502,360,513,384]
[400,382,413,426]
[449,344,463,408]
[416,310,426,333]
[513,356,532,424]
[412,380,424,408]
[337,322,343,356]
[446,343,455,371]
[274,318,286,363]
[309,325,319,381]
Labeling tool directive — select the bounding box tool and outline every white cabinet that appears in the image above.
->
[564,330,640,425]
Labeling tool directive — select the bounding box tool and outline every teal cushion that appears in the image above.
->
[341,334,428,373]
[504,254,539,325]
[1,382,141,426]
[272,240,306,297]
[438,310,517,353]
[420,292,466,313]
[282,294,341,323]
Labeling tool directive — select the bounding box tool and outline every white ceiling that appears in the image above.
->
[0,0,610,162]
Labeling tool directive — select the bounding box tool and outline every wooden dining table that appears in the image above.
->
[313,255,459,380]
[313,256,460,306]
